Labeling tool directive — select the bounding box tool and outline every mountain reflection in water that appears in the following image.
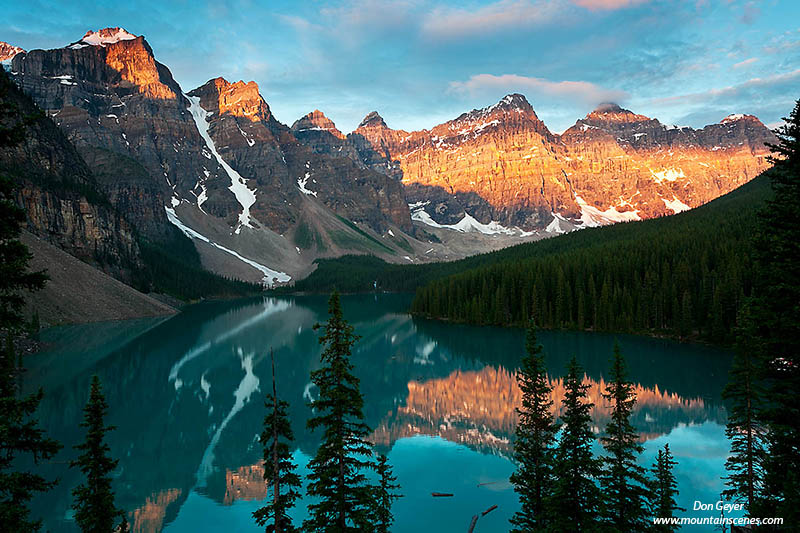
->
[27,294,732,533]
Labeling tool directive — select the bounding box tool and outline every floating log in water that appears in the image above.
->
[432,492,454,497]
[477,481,502,487]
[467,515,479,533]
[481,504,498,517]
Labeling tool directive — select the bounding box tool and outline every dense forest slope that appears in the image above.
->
[291,173,773,344]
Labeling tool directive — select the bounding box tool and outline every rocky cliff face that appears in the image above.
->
[560,103,774,222]
[8,29,232,240]
[0,68,140,278]
[188,77,411,234]
[298,95,775,232]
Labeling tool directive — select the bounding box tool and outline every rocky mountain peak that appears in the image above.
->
[358,111,388,129]
[494,93,533,112]
[450,94,540,130]
[720,113,761,125]
[587,102,651,123]
[0,41,24,62]
[291,110,344,139]
[189,77,271,122]
[50,29,178,100]
[75,27,138,48]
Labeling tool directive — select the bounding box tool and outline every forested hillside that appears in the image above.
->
[411,175,772,343]
[291,173,772,344]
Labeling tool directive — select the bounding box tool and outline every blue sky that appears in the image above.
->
[3,0,799,133]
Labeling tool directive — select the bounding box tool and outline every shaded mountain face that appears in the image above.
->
[0,68,140,280]
[295,95,775,231]
[8,29,220,240]
[188,78,411,234]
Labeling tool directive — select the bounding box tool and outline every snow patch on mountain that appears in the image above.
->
[297,172,317,197]
[575,194,641,227]
[410,207,518,235]
[650,168,685,184]
[165,206,289,286]
[546,213,571,234]
[79,28,137,46]
[186,95,257,234]
[662,196,691,214]
[721,113,746,124]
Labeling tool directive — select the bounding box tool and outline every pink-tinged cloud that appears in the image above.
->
[571,0,650,10]
[733,57,758,69]
[421,0,563,40]
[449,73,628,106]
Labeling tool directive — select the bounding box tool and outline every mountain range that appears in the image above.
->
[0,27,777,293]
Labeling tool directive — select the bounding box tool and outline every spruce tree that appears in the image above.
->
[253,350,301,533]
[549,356,602,531]
[0,71,47,334]
[748,99,800,520]
[721,305,767,512]
[303,292,377,532]
[599,343,649,530]
[0,90,59,531]
[71,375,124,533]
[373,454,401,533]
[0,335,61,532]
[649,444,682,532]
[509,320,558,532]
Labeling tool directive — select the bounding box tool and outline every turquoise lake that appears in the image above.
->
[25,293,735,532]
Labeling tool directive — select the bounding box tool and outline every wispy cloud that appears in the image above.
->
[421,0,567,40]
[571,0,650,10]
[652,69,800,106]
[449,73,628,106]
[733,57,758,69]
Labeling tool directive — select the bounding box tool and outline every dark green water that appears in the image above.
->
[25,294,734,532]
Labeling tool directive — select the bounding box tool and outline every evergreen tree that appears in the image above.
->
[0,335,61,532]
[0,93,59,532]
[509,321,558,532]
[749,99,800,520]
[721,305,767,512]
[549,357,602,531]
[373,454,401,533]
[649,444,682,532]
[0,74,47,334]
[71,375,124,533]
[599,343,649,530]
[253,350,301,533]
[303,292,377,532]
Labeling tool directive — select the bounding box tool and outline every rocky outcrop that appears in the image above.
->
[291,109,362,162]
[0,41,24,63]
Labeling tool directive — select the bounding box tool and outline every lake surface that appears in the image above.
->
[26,294,734,532]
